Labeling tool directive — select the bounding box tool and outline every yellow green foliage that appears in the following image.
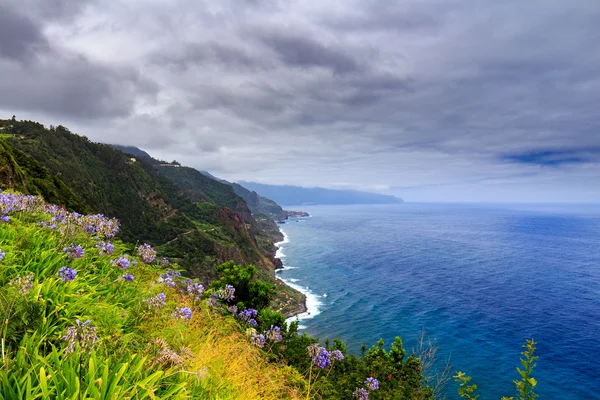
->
[0,191,304,399]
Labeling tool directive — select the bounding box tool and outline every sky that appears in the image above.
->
[1,0,599,202]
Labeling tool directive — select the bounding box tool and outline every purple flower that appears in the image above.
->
[136,243,156,264]
[62,319,98,354]
[9,274,33,294]
[331,349,344,361]
[57,267,77,281]
[265,326,283,343]
[207,293,219,307]
[219,284,235,302]
[122,273,134,281]
[364,377,379,391]
[113,257,130,270]
[173,307,193,320]
[186,281,204,300]
[353,388,369,400]
[238,308,258,326]
[86,225,96,234]
[96,242,114,255]
[144,293,166,309]
[63,244,84,259]
[250,333,266,348]
[0,249,5,261]
[158,270,181,287]
[311,347,331,369]
[157,257,170,265]
[227,305,238,314]
[0,215,9,223]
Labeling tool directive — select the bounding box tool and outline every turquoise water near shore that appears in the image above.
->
[275,203,600,399]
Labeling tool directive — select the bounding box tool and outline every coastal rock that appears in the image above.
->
[285,294,307,318]
[273,257,283,270]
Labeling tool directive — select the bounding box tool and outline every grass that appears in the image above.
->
[0,191,304,399]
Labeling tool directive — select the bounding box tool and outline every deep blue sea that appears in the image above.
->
[275,203,600,399]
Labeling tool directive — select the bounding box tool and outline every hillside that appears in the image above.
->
[239,181,404,206]
[0,191,437,399]
[0,119,303,315]
[109,144,153,159]
[0,192,305,399]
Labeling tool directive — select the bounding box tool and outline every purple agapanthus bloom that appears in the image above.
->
[238,308,258,326]
[122,273,134,281]
[207,293,219,307]
[353,388,369,400]
[364,377,379,391]
[113,257,130,270]
[157,257,169,265]
[62,319,98,354]
[63,244,84,258]
[265,326,283,343]
[174,307,193,320]
[158,270,181,287]
[96,241,114,255]
[187,281,204,300]
[143,292,166,309]
[250,333,266,348]
[136,243,156,264]
[331,349,345,361]
[227,305,238,314]
[219,284,235,302]
[312,347,331,369]
[57,267,77,281]
[0,215,10,223]
[9,274,33,294]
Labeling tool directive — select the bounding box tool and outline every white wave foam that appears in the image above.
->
[275,229,289,258]
[274,229,289,246]
[276,265,298,271]
[274,225,323,328]
[281,279,324,327]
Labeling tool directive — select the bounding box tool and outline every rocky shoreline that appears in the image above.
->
[270,211,309,318]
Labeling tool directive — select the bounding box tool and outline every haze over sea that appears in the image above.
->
[275,203,600,399]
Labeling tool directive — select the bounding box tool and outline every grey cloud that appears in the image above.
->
[2,0,93,21]
[152,42,270,72]
[253,32,362,74]
[0,5,49,61]
[3,0,600,201]
[0,56,158,119]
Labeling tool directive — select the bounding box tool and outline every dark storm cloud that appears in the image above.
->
[0,4,158,119]
[0,5,48,61]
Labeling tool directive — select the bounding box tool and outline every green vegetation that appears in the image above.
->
[0,192,303,399]
[455,339,539,400]
[0,118,301,315]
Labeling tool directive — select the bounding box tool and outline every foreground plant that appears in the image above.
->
[456,338,538,400]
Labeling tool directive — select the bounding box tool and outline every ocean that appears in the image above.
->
[274,203,600,399]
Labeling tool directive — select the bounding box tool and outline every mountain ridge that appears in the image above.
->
[239,181,403,205]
